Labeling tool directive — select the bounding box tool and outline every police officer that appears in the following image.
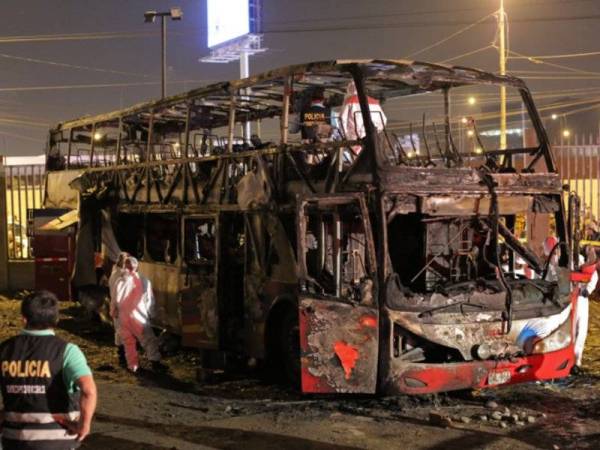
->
[0,291,97,449]
[300,87,330,143]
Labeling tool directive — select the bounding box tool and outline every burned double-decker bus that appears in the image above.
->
[44,60,584,394]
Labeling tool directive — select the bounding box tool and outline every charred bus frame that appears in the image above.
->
[44,60,584,394]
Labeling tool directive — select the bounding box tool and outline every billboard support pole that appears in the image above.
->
[240,49,251,141]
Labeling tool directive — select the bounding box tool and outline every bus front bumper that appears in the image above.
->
[387,345,574,395]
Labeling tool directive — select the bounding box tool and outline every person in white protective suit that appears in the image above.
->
[573,245,598,375]
[111,256,167,373]
[108,252,129,367]
[338,81,387,148]
[543,236,560,282]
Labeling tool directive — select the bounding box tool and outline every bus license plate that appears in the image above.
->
[488,370,511,386]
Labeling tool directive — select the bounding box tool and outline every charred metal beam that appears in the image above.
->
[285,152,316,194]
[89,123,97,167]
[66,128,73,170]
[496,220,542,273]
[421,114,435,167]
[443,88,451,164]
[145,112,155,204]
[480,170,513,333]
[115,117,123,166]
[227,95,236,153]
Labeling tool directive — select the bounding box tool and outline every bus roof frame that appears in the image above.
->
[50,59,528,134]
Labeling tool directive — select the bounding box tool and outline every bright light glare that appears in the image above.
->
[93,132,103,141]
[474,147,483,154]
[551,114,558,120]
[461,117,468,124]
[562,129,571,138]
[207,0,250,48]
[467,130,474,137]
[468,96,476,105]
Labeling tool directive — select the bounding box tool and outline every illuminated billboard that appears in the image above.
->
[207,0,251,48]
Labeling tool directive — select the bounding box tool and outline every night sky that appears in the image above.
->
[1,0,599,155]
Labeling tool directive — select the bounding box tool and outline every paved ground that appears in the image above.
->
[0,295,599,450]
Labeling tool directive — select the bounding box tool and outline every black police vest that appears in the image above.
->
[0,334,80,450]
[301,104,328,140]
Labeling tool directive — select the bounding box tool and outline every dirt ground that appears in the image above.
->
[0,295,599,450]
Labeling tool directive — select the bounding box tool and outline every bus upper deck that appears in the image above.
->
[45,59,557,198]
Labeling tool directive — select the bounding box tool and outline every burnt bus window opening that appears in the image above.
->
[146,214,179,264]
[304,203,369,299]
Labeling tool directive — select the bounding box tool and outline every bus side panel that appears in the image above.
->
[299,297,378,394]
[180,281,218,349]
[139,261,181,333]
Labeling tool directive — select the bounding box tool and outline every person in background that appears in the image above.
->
[339,81,387,148]
[543,236,560,282]
[299,87,331,143]
[108,252,129,368]
[111,256,167,374]
[573,245,598,375]
[0,291,97,449]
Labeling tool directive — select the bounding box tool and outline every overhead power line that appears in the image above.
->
[0,129,45,143]
[0,79,214,94]
[508,50,600,60]
[0,117,48,128]
[0,31,155,44]
[0,52,151,78]
[504,48,600,77]
[261,0,597,27]
[405,12,497,59]
[438,45,494,64]
[262,13,600,35]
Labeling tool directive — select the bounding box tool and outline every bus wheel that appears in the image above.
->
[278,307,301,389]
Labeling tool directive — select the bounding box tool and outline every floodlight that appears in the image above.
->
[170,7,183,20]
[144,11,157,23]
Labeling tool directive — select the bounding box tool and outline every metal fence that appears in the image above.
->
[4,164,45,260]
[553,134,600,226]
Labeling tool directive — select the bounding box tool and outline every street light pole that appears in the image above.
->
[144,7,183,99]
[161,16,167,99]
[499,0,507,150]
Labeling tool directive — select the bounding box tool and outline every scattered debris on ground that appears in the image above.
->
[1,295,599,449]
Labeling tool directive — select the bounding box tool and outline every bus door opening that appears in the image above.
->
[297,195,379,394]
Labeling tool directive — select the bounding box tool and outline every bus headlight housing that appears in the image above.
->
[532,316,572,354]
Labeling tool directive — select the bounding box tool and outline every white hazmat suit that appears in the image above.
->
[339,82,387,144]
[112,257,161,371]
[108,252,129,347]
[574,249,597,368]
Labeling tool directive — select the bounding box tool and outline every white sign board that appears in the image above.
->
[207,0,250,48]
